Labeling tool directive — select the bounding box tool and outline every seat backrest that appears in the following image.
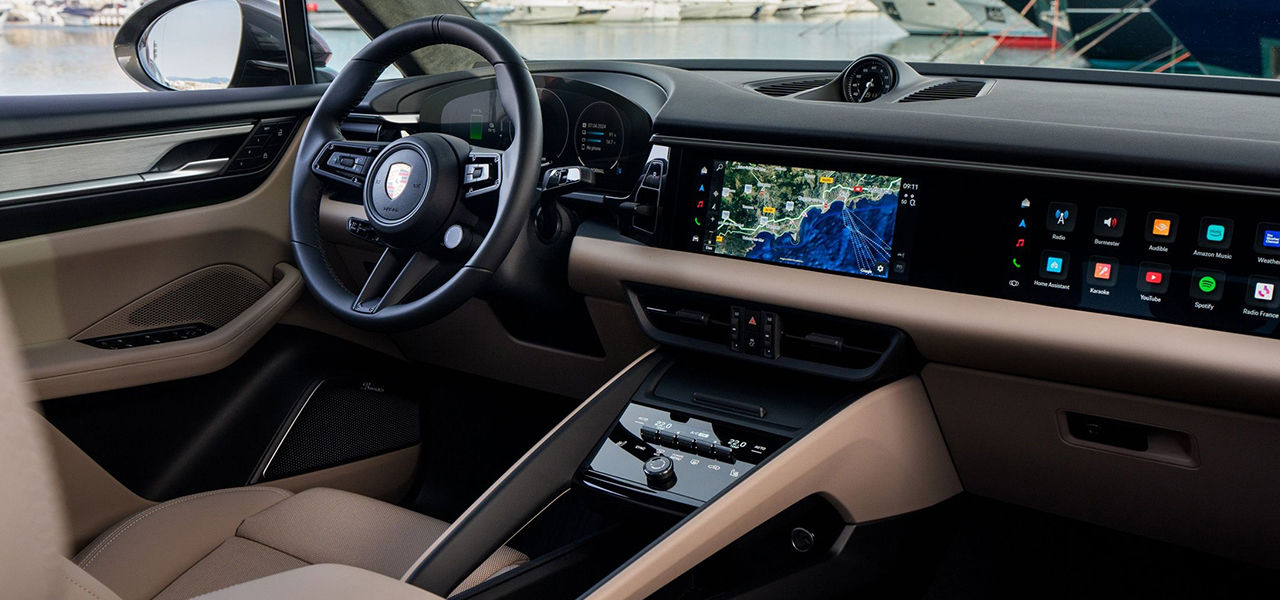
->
[0,292,71,598]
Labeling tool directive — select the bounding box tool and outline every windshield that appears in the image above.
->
[1,0,1277,96]
[475,0,1279,78]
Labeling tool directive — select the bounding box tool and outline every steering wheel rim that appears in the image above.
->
[290,15,542,331]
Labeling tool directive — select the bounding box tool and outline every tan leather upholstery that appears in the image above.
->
[57,557,124,600]
[191,564,444,600]
[73,487,527,600]
[0,288,74,599]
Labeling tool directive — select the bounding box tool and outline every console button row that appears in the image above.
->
[639,426,734,462]
[730,306,780,359]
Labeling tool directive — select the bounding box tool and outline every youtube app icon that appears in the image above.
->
[1137,262,1170,294]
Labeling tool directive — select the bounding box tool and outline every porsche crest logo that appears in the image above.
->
[385,162,412,200]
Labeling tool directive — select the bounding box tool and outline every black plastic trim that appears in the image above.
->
[404,351,664,596]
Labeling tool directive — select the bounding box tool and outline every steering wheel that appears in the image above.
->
[290,15,542,331]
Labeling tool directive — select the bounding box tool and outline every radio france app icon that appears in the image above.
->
[1256,282,1275,302]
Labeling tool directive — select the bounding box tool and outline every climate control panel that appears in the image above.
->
[582,403,786,509]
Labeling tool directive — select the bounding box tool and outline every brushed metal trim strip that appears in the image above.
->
[652,135,1280,197]
[0,123,253,194]
[257,379,325,482]
[0,158,231,205]
[348,113,421,125]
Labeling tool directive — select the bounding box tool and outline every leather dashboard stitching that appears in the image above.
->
[77,487,290,570]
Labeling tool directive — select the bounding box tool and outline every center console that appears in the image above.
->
[648,145,1280,341]
[578,354,858,513]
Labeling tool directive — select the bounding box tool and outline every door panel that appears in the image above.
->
[0,87,326,398]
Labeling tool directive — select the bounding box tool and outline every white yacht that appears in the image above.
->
[755,0,781,18]
[719,0,762,19]
[678,0,725,20]
[573,1,612,22]
[500,0,581,24]
[804,0,848,15]
[846,0,877,11]
[649,0,681,20]
[599,0,651,21]
[775,0,807,16]
[870,0,1043,35]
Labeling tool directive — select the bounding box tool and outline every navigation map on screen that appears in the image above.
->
[710,161,903,278]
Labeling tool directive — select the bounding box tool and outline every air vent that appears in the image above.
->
[899,80,988,102]
[752,76,832,97]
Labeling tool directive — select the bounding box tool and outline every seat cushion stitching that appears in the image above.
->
[77,487,290,569]
[63,574,107,600]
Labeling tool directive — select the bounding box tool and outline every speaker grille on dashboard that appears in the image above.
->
[261,381,421,481]
[74,264,268,340]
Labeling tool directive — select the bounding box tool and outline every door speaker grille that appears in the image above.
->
[74,264,268,340]
[259,381,421,481]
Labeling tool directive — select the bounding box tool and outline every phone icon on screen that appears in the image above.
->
[1012,258,1022,269]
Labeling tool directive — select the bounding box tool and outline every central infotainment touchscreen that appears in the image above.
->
[693,160,908,279]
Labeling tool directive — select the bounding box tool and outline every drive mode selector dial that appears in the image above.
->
[644,454,675,489]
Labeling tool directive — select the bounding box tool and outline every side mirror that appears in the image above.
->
[114,0,334,91]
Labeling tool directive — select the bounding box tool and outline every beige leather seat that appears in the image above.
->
[0,292,524,600]
[72,486,526,600]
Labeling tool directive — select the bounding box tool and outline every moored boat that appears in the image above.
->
[754,1,780,18]
[599,0,651,21]
[573,1,612,22]
[872,0,1043,36]
[804,0,847,15]
[58,6,94,26]
[775,0,806,16]
[648,0,680,19]
[719,0,762,19]
[500,1,581,24]
[678,0,725,20]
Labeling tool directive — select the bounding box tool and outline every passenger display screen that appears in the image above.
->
[694,160,907,279]
[671,149,1280,341]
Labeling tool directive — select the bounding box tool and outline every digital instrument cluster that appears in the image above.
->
[422,76,651,193]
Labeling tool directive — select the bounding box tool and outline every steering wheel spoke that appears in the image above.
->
[311,140,387,188]
[352,247,440,314]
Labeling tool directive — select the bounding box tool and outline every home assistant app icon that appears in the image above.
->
[1039,251,1069,281]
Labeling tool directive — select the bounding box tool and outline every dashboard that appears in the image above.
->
[351,55,1280,408]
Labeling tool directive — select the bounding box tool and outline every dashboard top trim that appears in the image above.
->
[652,135,1280,198]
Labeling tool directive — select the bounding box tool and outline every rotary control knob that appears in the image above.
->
[643,455,676,489]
